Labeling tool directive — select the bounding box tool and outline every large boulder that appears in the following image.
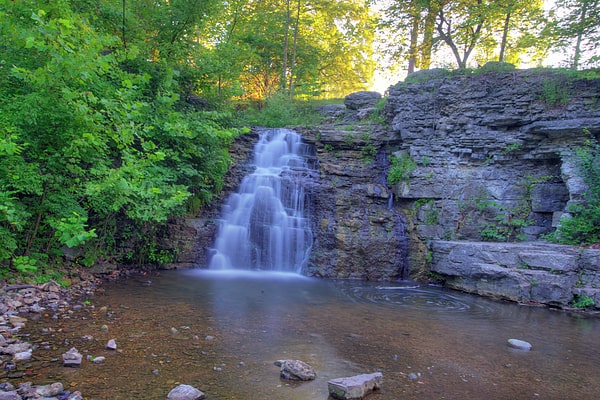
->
[274,359,317,381]
[166,384,205,400]
[344,91,381,110]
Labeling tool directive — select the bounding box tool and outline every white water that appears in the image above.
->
[209,128,313,273]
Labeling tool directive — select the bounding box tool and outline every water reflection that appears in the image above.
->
[20,270,600,400]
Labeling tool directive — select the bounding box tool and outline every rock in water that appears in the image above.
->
[62,347,83,367]
[328,372,383,400]
[166,384,205,400]
[106,338,117,350]
[0,391,21,400]
[35,382,64,397]
[274,359,317,381]
[508,338,532,351]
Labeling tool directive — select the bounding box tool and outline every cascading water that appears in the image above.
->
[209,128,314,273]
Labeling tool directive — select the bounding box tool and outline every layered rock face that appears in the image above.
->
[382,69,600,307]
[299,124,408,280]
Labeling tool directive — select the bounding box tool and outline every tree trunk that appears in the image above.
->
[420,3,440,70]
[289,0,301,94]
[407,15,420,73]
[499,11,512,61]
[282,0,291,91]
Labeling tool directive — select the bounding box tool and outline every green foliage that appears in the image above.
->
[572,294,595,309]
[479,61,516,73]
[477,198,532,242]
[344,133,355,146]
[548,141,600,245]
[238,92,323,128]
[0,1,237,279]
[501,142,522,155]
[360,133,377,163]
[540,79,571,106]
[387,154,417,185]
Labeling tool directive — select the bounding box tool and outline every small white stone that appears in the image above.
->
[508,338,532,351]
[106,338,117,350]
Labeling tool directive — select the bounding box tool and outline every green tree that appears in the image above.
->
[0,0,236,277]
[378,0,442,73]
[553,0,600,68]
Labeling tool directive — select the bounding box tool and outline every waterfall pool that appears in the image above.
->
[18,269,600,399]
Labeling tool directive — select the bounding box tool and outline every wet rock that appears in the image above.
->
[13,350,32,362]
[166,384,205,400]
[327,372,383,400]
[508,338,532,351]
[1,343,31,355]
[0,391,21,400]
[274,359,316,381]
[106,338,117,350]
[34,382,63,397]
[87,355,106,364]
[67,392,84,400]
[62,347,83,367]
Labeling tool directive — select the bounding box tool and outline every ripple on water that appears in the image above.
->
[334,281,497,316]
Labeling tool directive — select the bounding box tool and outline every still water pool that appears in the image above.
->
[23,270,600,399]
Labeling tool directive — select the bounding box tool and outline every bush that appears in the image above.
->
[387,154,416,185]
[238,91,323,128]
[549,141,600,245]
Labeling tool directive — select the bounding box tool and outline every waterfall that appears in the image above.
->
[209,128,314,273]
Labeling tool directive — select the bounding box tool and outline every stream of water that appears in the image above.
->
[209,129,313,273]
[20,270,600,399]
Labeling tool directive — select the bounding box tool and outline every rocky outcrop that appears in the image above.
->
[384,70,599,246]
[430,241,600,307]
[382,68,600,308]
[299,124,408,280]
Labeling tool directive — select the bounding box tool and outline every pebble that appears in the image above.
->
[106,339,117,350]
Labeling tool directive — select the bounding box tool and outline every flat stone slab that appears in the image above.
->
[328,372,383,399]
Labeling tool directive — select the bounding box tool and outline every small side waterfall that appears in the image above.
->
[209,128,314,273]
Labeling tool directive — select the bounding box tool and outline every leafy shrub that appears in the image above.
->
[572,294,595,309]
[238,91,323,128]
[387,154,416,185]
[549,141,600,245]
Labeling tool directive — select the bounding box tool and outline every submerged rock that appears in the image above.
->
[0,391,21,400]
[274,359,316,381]
[166,384,205,400]
[507,338,532,351]
[62,347,83,367]
[34,382,63,397]
[106,338,117,350]
[327,372,383,400]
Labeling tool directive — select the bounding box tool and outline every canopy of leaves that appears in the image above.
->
[0,0,238,278]
[376,0,597,70]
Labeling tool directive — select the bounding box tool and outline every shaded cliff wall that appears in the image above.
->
[383,69,600,275]
[298,124,408,280]
[381,69,600,308]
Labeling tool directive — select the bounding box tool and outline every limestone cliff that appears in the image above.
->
[168,68,600,309]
